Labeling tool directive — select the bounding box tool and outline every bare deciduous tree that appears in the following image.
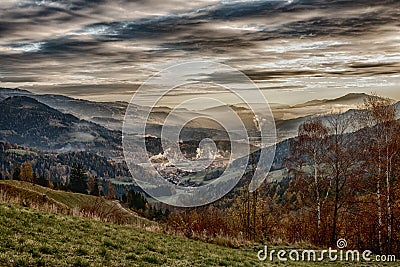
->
[325,113,353,245]
[358,94,399,253]
[289,119,330,244]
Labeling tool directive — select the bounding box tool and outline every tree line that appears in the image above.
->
[7,161,168,221]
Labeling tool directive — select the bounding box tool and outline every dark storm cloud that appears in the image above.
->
[0,76,39,83]
[68,0,399,41]
[10,38,100,55]
[0,0,103,26]
[0,21,20,35]
[267,68,397,78]
[3,0,398,56]
[194,60,400,86]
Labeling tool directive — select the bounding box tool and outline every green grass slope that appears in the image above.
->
[0,181,397,266]
[0,180,154,227]
[0,203,262,266]
[0,180,98,209]
[0,203,398,266]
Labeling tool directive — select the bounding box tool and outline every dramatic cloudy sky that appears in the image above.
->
[0,0,399,104]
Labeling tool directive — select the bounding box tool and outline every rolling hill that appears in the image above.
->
[1,201,393,266]
[0,202,261,266]
[0,88,129,131]
[0,96,122,158]
[1,192,398,266]
[0,180,153,224]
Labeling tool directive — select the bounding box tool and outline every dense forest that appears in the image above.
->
[0,144,129,182]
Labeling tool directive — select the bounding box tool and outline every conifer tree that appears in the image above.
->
[68,164,88,194]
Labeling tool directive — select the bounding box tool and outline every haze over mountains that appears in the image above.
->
[0,95,122,158]
[2,88,395,142]
[1,87,399,190]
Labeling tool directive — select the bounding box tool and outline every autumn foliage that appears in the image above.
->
[166,95,400,254]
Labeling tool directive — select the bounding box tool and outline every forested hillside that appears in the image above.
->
[0,96,122,158]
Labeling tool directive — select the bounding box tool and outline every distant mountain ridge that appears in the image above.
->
[0,88,237,140]
[274,93,398,141]
[0,96,122,158]
[292,93,372,108]
[1,88,398,143]
[0,88,129,131]
[0,88,257,143]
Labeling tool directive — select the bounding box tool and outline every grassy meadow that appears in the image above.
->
[0,181,397,266]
